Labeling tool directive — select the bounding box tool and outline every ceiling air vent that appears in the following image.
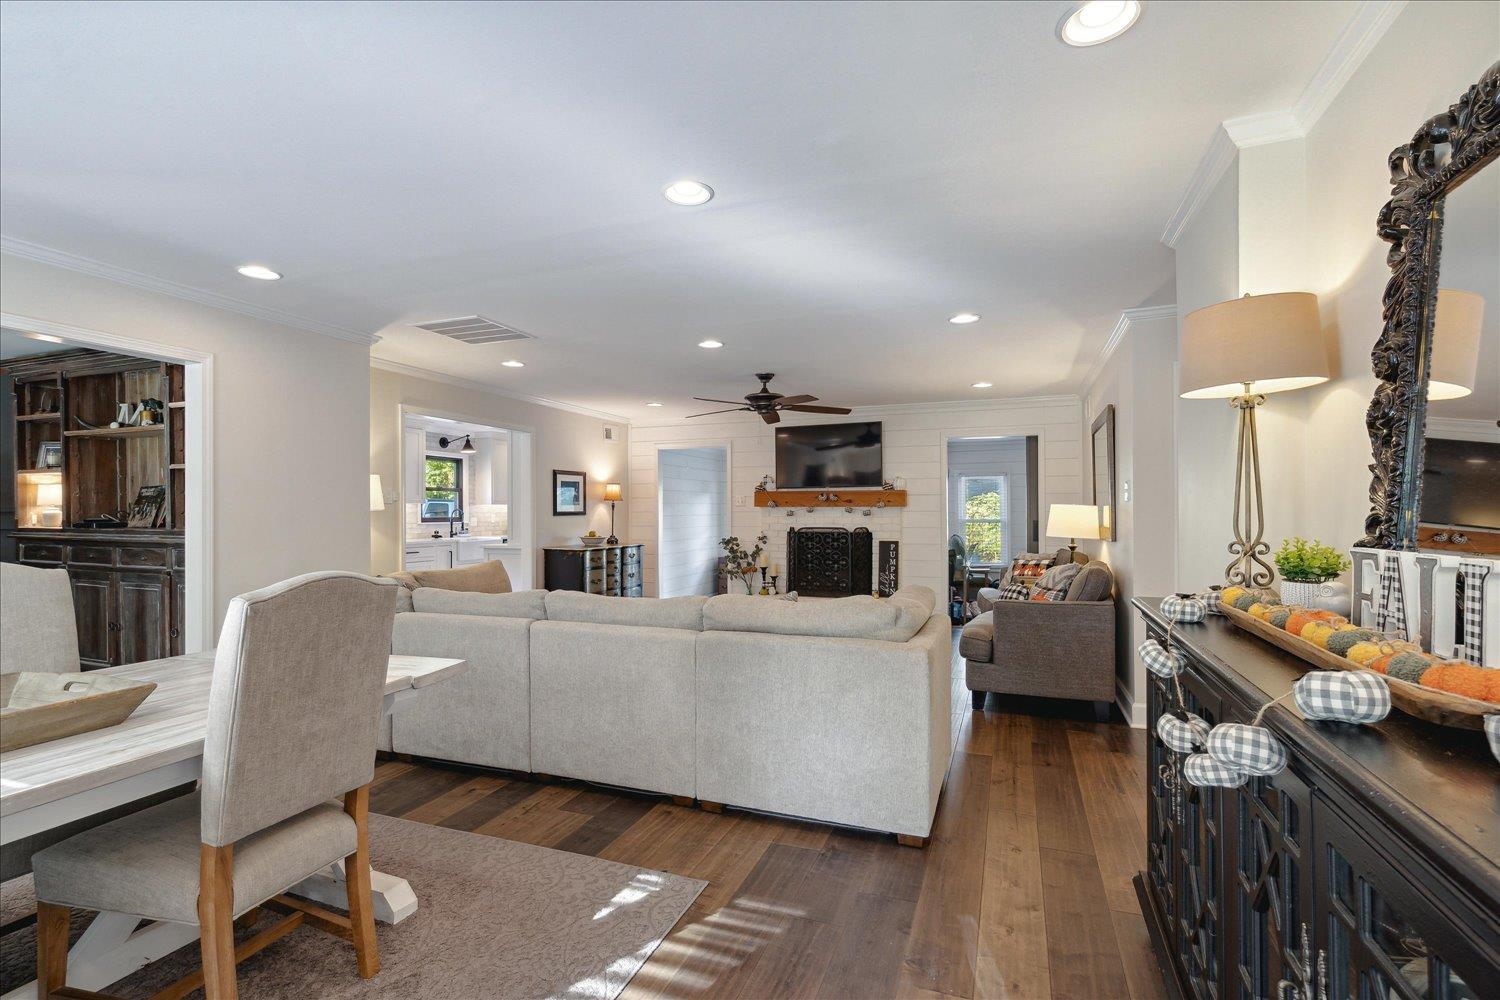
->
[414,316,535,345]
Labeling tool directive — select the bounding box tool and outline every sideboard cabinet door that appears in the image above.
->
[1313,799,1497,1000]
[1227,767,1314,1000]
[69,569,114,670]
[116,571,172,666]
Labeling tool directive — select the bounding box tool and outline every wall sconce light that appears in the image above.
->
[439,434,477,454]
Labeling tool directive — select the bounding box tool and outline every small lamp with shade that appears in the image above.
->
[603,482,622,544]
[1047,503,1102,555]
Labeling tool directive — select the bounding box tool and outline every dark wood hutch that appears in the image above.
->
[1134,599,1497,1000]
[2,348,187,668]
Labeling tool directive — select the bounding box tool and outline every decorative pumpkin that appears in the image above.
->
[1418,663,1499,704]
[1325,629,1383,657]
[1183,754,1249,788]
[1385,652,1438,684]
[1206,723,1288,777]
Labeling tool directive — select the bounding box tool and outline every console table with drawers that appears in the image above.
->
[1133,598,1497,1000]
[542,543,644,596]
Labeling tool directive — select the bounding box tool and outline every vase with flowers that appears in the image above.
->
[720,532,769,595]
[1273,537,1352,613]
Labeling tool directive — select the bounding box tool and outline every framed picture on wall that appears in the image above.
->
[553,469,586,515]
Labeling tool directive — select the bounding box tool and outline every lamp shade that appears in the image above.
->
[35,481,63,508]
[369,474,385,512]
[1428,288,1484,400]
[602,482,623,502]
[1046,503,1102,541]
[1180,292,1328,399]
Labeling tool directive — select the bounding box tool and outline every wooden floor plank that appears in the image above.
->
[1069,726,1149,912]
[436,775,547,832]
[472,784,591,846]
[1113,905,1170,1000]
[975,712,1051,1000]
[553,793,659,857]
[901,750,990,998]
[1040,846,1131,999]
[396,773,508,826]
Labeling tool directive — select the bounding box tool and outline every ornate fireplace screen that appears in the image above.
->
[787,527,873,597]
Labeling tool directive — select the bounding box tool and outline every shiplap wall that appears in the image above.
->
[629,397,1083,599]
[658,446,728,596]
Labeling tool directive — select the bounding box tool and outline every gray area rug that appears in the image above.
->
[0,813,704,999]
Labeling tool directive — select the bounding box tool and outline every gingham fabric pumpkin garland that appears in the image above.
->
[1139,638,1188,678]
[1205,723,1288,776]
[1156,712,1212,753]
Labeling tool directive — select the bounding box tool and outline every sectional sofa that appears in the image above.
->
[386,585,952,843]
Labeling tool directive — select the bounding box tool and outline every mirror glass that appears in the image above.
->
[1091,406,1115,542]
[1420,159,1500,545]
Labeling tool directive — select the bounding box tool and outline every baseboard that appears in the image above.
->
[1117,676,1146,729]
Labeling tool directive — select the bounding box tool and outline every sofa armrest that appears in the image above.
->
[990,599,1115,674]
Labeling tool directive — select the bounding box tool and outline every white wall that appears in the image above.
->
[657,446,727,597]
[1,252,370,631]
[945,437,1030,564]
[1081,312,1178,727]
[629,398,1083,600]
[370,364,628,581]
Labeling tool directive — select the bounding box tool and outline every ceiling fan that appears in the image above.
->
[687,373,852,425]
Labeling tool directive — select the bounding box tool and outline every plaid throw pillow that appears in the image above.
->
[1007,555,1052,585]
[1030,562,1081,602]
[997,580,1033,601]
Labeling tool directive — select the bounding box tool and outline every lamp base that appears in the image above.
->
[1226,390,1275,588]
[606,535,619,545]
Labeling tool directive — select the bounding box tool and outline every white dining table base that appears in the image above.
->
[0,654,465,1000]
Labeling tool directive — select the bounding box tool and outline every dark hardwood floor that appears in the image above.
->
[375,634,1165,1000]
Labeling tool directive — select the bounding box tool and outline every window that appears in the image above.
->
[959,474,1008,564]
[421,456,464,521]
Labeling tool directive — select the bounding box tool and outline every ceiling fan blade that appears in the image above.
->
[775,394,817,406]
[760,409,781,425]
[692,397,747,406]
[782,404,853,414]
[687,407,748,418]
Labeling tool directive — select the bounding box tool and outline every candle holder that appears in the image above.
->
[769,574,779,595]
[759,566,770,595]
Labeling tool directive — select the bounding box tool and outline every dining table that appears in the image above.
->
[0,649,468,1000]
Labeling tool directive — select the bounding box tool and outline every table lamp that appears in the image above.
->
[36,479,64,527]
[603,482,622,544]
[1047,503,1102,554]
[369,474,386,512]
[1180,292,1327,587]
[1428,288,1484,399]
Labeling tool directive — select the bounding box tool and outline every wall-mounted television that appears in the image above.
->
[1421,437,1500,529]
[775,421,883,489]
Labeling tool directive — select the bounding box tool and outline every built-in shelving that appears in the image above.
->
[63,425,166,439]
[16,412,61,422]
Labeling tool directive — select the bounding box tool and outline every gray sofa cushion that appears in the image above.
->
[703,593,929,643]
[1066,563,1115,602]
[543,591,707,630]
[412,587,547,620]
[959,614,994,663]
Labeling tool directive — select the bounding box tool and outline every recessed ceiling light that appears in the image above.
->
[1058,0,1142,47]
[236,264,281,280]
[501,360,525,368]
[971,381,994,389]
[663,180,714,206]
[698,339,724,349]
[645,402,664,407]
[948,312,981,325]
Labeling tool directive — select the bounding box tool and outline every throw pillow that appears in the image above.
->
[997,580,1033,602]
[1031,562,1082,602]
[1007,555,1052,585]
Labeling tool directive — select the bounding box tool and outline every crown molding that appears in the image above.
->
[1426,416,1500,443]
[1161,126,1238,248]
[1082,304,1178,390]
[1,236,380,346]
[370,356,632,424]
[1161,0,1406,247]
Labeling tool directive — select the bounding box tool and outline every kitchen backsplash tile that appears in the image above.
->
[406,502,508,539]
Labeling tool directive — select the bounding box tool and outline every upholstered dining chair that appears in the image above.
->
[0,562,81,674]
[31,571,398,1000]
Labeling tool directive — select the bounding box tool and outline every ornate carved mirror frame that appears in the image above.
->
[1361,61,1498,550]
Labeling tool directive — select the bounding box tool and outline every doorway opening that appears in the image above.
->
[1,320,212,661]
[945,435,1038,620]
[656,444,729,597]
[397,406,534,589]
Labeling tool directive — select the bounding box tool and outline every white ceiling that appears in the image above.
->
[1,1,1359,419]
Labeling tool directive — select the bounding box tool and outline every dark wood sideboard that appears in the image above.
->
[543,543,644,596]
[1133,598,1497,1000]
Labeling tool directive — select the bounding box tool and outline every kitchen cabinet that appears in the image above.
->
[404,428,425,504]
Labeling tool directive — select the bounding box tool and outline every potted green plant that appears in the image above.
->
[1273,537,1352,611]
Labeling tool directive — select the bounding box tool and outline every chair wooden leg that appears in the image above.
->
[344,785,380,979]
[36,901,70,998]
[198,844,238,1000]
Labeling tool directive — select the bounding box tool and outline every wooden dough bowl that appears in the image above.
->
[1219,604,1497,730]
[1,671,157,752]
